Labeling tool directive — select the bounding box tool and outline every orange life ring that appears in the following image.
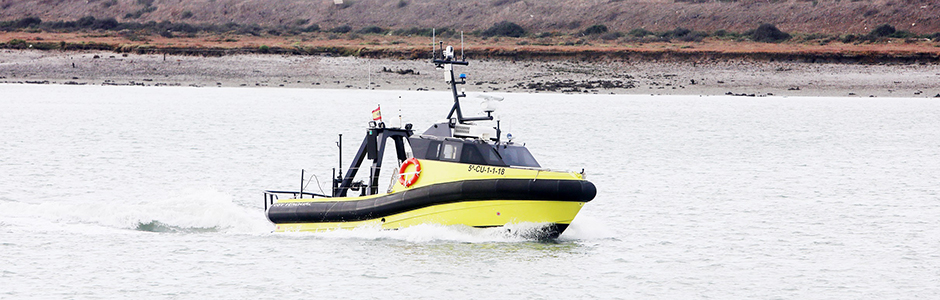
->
[398,158,421,187]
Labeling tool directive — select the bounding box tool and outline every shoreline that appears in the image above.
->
[2,49,940,98]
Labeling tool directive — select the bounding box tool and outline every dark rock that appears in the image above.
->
[513,79,634,92]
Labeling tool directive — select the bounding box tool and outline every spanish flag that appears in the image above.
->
[372,105,382,121]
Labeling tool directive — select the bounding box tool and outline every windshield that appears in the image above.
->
[496,145,540,167]
[409,136,508,167]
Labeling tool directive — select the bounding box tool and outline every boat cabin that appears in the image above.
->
[408,135,540,168]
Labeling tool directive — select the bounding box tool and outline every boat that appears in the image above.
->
[263,43,596,238]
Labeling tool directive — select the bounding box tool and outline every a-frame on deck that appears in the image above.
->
[333,126,413,197]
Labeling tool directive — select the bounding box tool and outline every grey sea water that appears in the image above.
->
[2,84,939,299]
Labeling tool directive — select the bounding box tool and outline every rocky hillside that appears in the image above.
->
[1,0,938,35]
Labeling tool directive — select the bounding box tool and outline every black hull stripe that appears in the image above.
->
[266,178,596,223]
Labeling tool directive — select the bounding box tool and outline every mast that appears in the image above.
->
[433,43,491,124]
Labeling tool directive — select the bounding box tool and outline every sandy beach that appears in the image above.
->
[2,49,939,98]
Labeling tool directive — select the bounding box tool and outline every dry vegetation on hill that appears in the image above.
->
[2,0,939,35]
[1,0,939,63]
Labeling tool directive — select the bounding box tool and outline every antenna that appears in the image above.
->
[461,31,464,61]
[431,28,436,60]
[337,134,343,181]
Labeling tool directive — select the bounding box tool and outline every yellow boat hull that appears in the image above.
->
[267,159,595,237]
[274,200,585,232]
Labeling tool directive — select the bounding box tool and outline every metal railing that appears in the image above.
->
[263,190,330,211]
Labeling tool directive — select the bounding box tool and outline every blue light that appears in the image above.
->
[459,73,467,79]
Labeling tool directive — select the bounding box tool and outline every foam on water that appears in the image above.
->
[277,221,607,244]
[558,215,618,241]
[0,188,273,234]
[2,188,609,242]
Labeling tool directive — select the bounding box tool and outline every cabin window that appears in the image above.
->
[460,144,486,165]
[441,142,459,161]
[408,137,510,167]
[497,145,540,167]
[408,138,440,160]
[460,144,508,166]
[426,141,441,160]
[481,145,508,166]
